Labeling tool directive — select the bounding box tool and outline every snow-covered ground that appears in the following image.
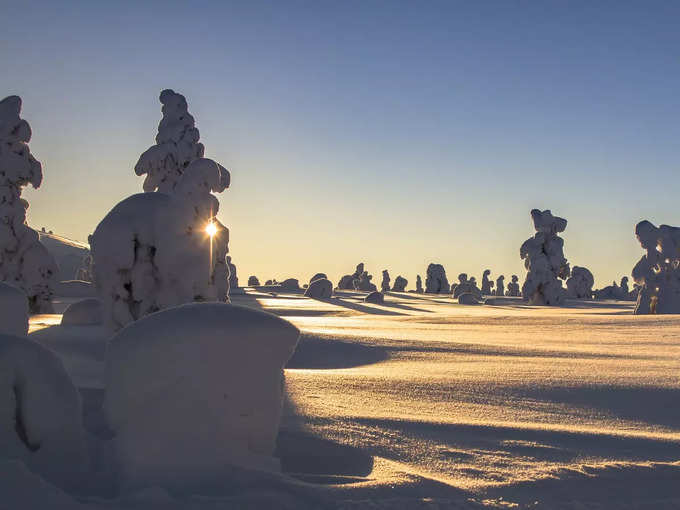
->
[18,291,680,509]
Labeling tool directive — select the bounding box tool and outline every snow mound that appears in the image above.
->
[0,282,28,336]
[425,263,450,293]
[0,334,87,491]
[566,266,594,299]
[61,298,103,326]
[364,291,384,304]
[458,293,479,305]
[248,275,260,286]
[304,278,333,299]
[279,278,300,291]
[392,275,407,292]
[309,273,327,284]
[104,302,300,491]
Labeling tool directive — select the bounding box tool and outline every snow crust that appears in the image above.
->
[104,302,300,491]
[0,282,29,336]
[0,96,57,313]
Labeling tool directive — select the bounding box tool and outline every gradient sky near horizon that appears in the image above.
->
[2,0,679,288]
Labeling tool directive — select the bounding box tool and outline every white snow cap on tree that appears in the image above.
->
[0,96,57,313]
[135,89,205,193]
[520,209,570,306]
[566,266,594,299]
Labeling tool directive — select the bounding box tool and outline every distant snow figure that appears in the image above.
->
[381,270,391,292]
[425,263,450,294]
[304,278,333,299]
[0,96,58,312]
[452,273,482,300]
[309,273,327,284]
[104,303,300,491]
[364,291,384,304]
[520,209,570,306]
[247,275,260,286]
[338,263,364,289]
[632,220,680,314]
[458,292,479,305]
[134,89,204,193]
[354,270,377,292]
[495,275,505,296]
[392,275,408,292]
[279,278,300,291]
[227,256,238,290]
[416,274,424,293]
[566,266,594,299]
[506,275,520,296]
[481,269,493,295]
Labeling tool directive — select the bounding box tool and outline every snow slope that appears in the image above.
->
[14,290,680,508]
[38,232,89,282]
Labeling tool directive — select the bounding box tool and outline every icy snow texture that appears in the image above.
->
[520,209,570,306]
[104,302,300,491]
[338,263,364,290]
[0,334,87,491]
[91,157,230,330]
[392,275,408,292]
[60,298,103,326]
[309,273,327,284]
[134,89,205,193]
[481,270,493,295]
[364,291,384,304]
[304,278,332,299]
[380,270,390,292]
[566,266,594,299]
[416,275,423,293]
[495,275,505,297]
[632,220,680,314]
[227,256,238,290]
[425,263,450,294]
[0,96,58,313]
[506,275,520,297]
[0,282,28,336]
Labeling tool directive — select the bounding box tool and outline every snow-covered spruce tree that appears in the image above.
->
[135,89,204,193]
[520,209,570,305]
[0,96,57,312]
[91,91,231,330]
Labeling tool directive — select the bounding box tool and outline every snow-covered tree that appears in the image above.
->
[91,91,231,330]
[0,96,57,312]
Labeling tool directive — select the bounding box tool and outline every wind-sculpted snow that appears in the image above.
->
[633,220,680,314]
[380,270,390,292]
[520,209,570,305]
[392,275,408,292]
[91,157,230,330]
[0,282,28,336]
[0,334,87,491]
[0,96,57,312]
[104,303,300,491]
[134,89,205,193]
[567,266,594,299]
[425,263,450,294]
[304,278,333,299]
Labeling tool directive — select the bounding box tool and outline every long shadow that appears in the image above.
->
[286,333,389,369]
[380,301,433,313]
[331,297,405,316]
[512,385,680,430]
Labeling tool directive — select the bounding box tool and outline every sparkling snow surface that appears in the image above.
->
[24,290,680,508]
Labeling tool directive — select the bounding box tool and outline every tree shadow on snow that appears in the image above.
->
[285,333,389,369]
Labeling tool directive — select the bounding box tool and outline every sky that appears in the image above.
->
[1,0,679,288]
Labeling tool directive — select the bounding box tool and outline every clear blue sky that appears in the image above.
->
[2,0,678,288]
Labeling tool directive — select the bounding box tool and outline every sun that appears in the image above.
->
[205,222,218,237]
